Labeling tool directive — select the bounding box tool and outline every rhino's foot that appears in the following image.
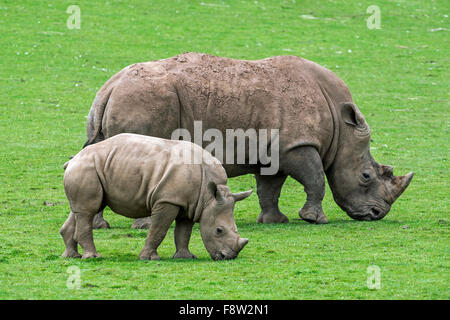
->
[139,250,160,261]
[299,204,328,224]
[81,252,101,259]
[173,250,197,259]
[257,211,289,224]
[132,217,152,229]
[61,249,82,258]
[93,214,110,229]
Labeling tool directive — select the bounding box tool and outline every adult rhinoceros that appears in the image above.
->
[83,52,413,229]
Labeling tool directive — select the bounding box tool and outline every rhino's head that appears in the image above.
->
[326,102,414,221]
[199,183,252,260]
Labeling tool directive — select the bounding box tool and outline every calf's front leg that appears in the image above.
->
[173,218,196,259]
[139,203,179,261]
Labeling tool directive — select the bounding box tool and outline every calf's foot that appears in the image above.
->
[132,217,152,229]
[81,252,101,259]
[299,203,328,224]
[139,250,160,261]
[61,249,82,258]
[257,210,289,224]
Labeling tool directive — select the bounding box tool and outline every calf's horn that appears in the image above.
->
[238,238,249,250]
[232,188,253,202]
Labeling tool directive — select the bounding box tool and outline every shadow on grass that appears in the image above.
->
[66,254,214,264]
[327,219,403,226]
[234,218,404,234]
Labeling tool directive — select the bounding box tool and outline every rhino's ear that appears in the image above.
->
[207,181,226,204]
[341,102,365,127]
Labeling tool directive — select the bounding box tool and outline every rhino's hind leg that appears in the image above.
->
[173,218,196,259]
[93,210,110,229]
[282,146,328,224]
[74,212,101,259]
[131,216,152,229]
[139,204,179,261]
[60,211,81,258]
[255,174,289,223]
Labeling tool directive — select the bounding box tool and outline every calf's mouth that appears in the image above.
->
[212,249,238,261]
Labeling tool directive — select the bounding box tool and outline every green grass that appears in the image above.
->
[0,0,448,299]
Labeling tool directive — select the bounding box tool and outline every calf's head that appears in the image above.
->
[200,183,252,260]
[326,103,414,221]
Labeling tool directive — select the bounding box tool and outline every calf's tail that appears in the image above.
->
[63,161,70,170]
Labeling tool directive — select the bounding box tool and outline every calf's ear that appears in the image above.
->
[207,181,227,204]
[341,102,365,127]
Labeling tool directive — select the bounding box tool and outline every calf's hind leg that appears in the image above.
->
[74,212,101,259]
[60,211,81,258]
[65,164,104,257]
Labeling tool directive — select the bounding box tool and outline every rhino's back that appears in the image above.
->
[161,53,315,128]
[162,53,336,156]
[106,53,349,162]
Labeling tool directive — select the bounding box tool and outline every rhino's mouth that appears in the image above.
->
[348,205,390,221]
[213,249,238,261]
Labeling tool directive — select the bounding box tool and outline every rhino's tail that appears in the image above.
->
[63,161,70,170]
[83,86,114,148]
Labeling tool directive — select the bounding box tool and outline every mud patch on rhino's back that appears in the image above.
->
[126,61,169,81]
[169,53,288,129]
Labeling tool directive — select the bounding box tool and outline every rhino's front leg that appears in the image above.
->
[173,218,197,259]
[93,210,110,229]
[282,146,328,224]
[255,173,289,223]
[139,204,179,261]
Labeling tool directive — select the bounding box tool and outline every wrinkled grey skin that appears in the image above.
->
[83,53,413,227]
[60,133,251,260]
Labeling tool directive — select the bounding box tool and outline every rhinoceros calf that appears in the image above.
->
[60,133,251,260]
[84,52,413,228]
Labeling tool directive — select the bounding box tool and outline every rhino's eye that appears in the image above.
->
[360,171,372,186]
[362,172,371,181]
[216,227,223,235]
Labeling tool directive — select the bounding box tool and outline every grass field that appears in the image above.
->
[0,0,448,299]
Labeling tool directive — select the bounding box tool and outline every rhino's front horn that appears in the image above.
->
[391,172,414,203]
[238,238,249,250]
[232,189,253,202]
